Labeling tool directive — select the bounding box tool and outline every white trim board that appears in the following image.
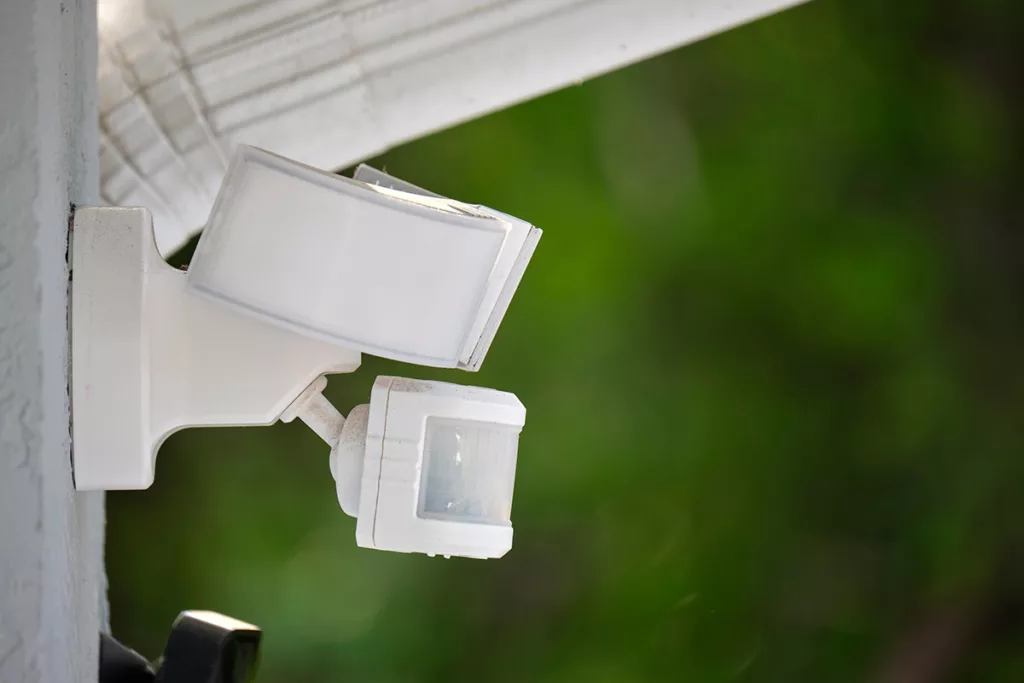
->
[98,0,810,255]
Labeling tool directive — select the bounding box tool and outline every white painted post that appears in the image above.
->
[0,0,106,681]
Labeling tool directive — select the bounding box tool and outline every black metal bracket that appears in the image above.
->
[100,611,261,683]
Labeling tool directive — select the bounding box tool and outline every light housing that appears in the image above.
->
[71,147,537,561]
[187,146,541,371]
[333,376,526,559]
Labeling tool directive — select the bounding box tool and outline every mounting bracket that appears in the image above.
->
[70,206,361,490]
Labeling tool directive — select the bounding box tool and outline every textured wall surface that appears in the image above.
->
[0,0,106,681]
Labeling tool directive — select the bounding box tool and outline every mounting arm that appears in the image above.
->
[70,207,361,490]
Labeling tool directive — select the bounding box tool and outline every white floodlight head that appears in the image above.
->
[187,146,541,371]
[327,377,525,559]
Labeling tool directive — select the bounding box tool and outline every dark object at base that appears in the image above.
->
[157,611,262,683]
[100,633,156,683]
[100,611,261,683]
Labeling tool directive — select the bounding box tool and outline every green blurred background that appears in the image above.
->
[108,1,1024,681]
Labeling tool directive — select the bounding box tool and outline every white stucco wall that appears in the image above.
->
[0,0,106,681]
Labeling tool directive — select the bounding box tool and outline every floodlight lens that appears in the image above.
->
[188,146,539,370]
[419,419,519,525]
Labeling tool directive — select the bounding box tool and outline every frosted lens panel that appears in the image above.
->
[419,419,519,525]
[188,148,507,366]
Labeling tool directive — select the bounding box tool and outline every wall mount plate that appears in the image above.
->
[70,206,361,490]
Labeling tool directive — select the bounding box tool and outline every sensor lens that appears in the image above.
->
[418,419,519,525]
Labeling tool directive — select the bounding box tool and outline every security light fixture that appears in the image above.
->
[99,610,263,683]
[71,146,539,559]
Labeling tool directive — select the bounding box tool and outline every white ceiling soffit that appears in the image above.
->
[98,0,809,256]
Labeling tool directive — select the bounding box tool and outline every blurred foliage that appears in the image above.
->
[108,1,1024,681]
